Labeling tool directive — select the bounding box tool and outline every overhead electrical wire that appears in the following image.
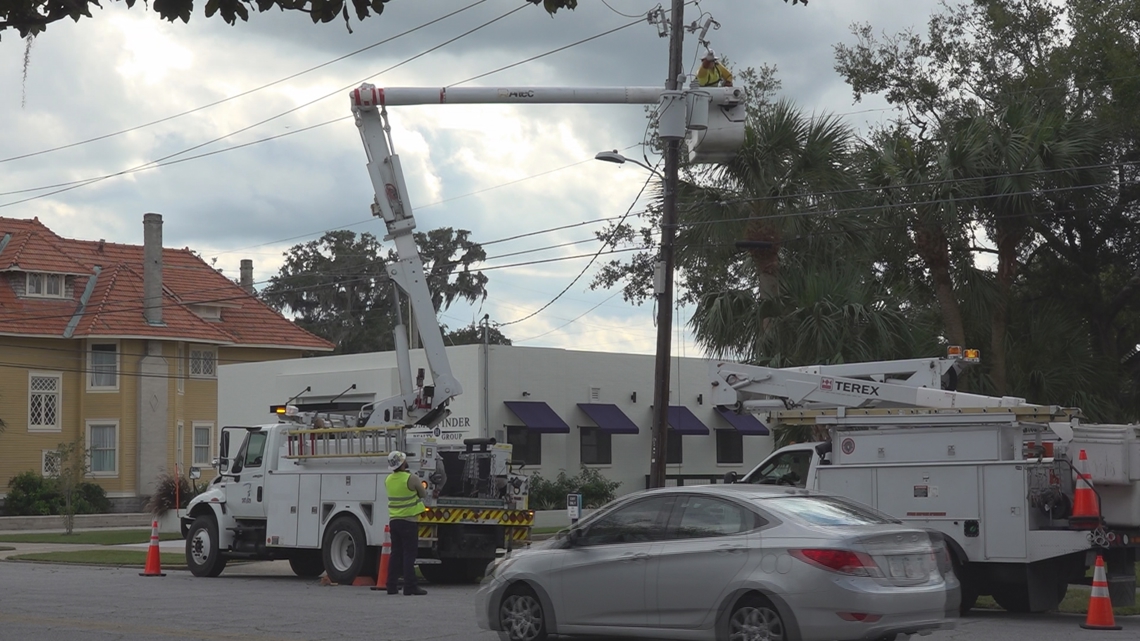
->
[0,4,531,210]
[0,0,492,165]
[498,160,659,326]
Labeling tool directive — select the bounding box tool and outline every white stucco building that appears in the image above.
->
[219,345,775,496]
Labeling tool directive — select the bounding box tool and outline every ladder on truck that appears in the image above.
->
[283,425,405,461]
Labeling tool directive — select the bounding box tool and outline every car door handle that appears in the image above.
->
[716,545,747,554]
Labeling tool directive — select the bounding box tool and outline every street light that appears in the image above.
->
[594,151,663,178]
[595,145,675,491]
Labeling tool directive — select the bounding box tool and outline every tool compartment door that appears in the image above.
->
[265,473,299,547]
[982,465,1028,560]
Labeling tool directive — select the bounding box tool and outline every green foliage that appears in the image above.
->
[444,322,512,346]
[260,228,490,354]
[4,471,110,517]
[145,471,205,516]
[527,467,620,510]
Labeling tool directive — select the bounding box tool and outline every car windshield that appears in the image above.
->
[760,495,897,526]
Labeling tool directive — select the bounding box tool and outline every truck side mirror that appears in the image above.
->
[189,467,201,480]
[723,471,739,484]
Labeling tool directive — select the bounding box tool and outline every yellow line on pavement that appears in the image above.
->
[0,613,299,640]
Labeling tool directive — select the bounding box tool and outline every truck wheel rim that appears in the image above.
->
[190,529,211,565]
[500,593,543,641]
[329,531,356,571]
[730,605,783,641]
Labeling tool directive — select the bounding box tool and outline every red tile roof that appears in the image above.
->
[0,216,333,350]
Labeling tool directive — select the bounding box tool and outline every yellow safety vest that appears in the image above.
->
[386,471,425,520]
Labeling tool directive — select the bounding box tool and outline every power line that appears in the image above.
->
[0,0,491,166]
[0,4,530,209]
[499,161,658,326]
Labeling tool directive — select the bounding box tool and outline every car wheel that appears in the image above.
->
[728,594,785,641]
[185,515,228,578]
[321,516,367,584]
[288,550,325,578]
[499,583,547,641]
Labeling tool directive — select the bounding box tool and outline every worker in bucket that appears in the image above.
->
[386,450,430,595]
[697,49,733,87]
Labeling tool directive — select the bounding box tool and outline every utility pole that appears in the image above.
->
[649,0,685,490]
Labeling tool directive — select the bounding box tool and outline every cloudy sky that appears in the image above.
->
[0,0,945,356]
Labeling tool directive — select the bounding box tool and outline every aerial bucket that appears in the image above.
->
[687,101,746,164]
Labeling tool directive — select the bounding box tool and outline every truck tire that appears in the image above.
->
[953,561,978,614]
[288,550,325,578]
[991,584,1031,613]
[186,515,228,578]
[322,516,367,584]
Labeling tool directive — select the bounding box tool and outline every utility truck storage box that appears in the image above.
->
[1071,425,1140,527]
[833,425,1018,465]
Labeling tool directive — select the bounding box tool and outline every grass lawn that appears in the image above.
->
[0,530,183,545]
[7,549,188,570]
[530,527,565,536]
[975,586,1140,616]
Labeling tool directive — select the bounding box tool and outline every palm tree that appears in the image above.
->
[676,100,935,366]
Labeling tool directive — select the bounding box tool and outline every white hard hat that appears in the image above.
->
[387,450,407,470]
[702,49,717,61]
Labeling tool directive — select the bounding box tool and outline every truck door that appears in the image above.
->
[223,430,269,520]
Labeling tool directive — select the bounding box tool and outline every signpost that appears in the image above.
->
[567,493,582,525]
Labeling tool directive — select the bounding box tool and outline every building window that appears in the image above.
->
[28,372,62,431]
[193,423,213,465]
[176,343,185,394]
[26,272,64,298]
[666,429,683,465]
[88,343,119,390]
[189,347,217,378]
[580,426,612,465]
[42,450,61,477]
[87,422,118,476]
[716,430,744,465]
[507,426,542,466]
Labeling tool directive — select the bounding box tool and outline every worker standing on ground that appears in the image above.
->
[385,451,430,595]
[697,49,733,87]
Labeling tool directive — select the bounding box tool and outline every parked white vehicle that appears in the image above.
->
[714,351,1140,613]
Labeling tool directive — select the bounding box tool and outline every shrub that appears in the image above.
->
[528,467,621,510]
[145,471,204,516]
[4,471,112,516]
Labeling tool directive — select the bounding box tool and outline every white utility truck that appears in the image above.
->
[183,82,747,584]
[713,350,1140,613]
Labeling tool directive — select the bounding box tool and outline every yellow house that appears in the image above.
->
[0,214,333,511]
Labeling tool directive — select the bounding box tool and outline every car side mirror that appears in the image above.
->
[723,471,739,484]
[567,528,583,546]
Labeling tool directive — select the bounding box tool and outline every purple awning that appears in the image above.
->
[667,406,710,435]
[715,406,770,435]
[577,403,639,434]
[504,401,570,434]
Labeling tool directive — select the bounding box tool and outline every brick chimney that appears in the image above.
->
[142,213,163,326]
[240,259,254,294]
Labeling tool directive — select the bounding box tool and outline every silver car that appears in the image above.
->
[476,485,958,641]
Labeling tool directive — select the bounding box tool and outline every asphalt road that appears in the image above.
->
[0,561,1130,641]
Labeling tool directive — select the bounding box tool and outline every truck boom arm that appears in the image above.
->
[710,357,1037,412]
[352,87,462,429]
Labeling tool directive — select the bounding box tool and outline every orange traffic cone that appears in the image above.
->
[370,524,392,591]
[1071,450,1101,530]
[140,519,166,577]
[1080,555,1121,630]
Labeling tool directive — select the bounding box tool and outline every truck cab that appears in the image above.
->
[726,441,830,488]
